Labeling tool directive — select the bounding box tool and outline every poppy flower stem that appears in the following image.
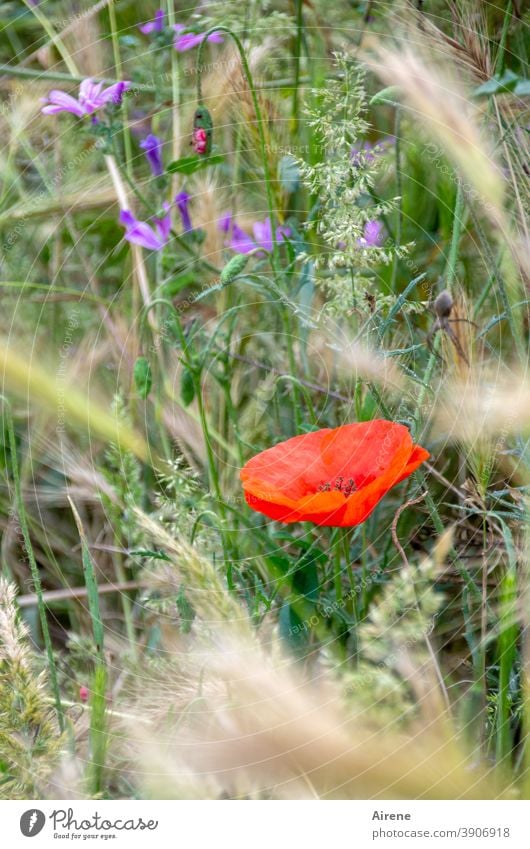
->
[332,528,344,606]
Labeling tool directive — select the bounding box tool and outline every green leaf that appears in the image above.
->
[514,79,530,95]
[473,70,519,97]
[167,153,225,175]
[162,270,198,297]
[133,356,152,399]
[176,587,195,634]
[292,552,321,602]
[278,603,310,655]
[180,367,195,406]
[370,86,401,105]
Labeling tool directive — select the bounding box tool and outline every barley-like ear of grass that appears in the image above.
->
[122,526,507,800]
[433,368,530,492]
[335,339,407,395]
[366,44,505,223]
[434,370,530,447]
[134,509,252,635]
[0,336,148,461]
[0,577,64,799]
[125,629,508,800]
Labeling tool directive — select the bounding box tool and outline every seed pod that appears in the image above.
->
[220,253,249,285]
[434,289,453,319]
[192,105,213,155]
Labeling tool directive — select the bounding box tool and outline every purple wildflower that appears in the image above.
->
[120,203,171,251]
[350,141,378,166]
[350,138,394,166]
[42,78,130,117]
[358,220,384,247]
[175,192,193,233]
[140,134,164,177]
[219,214,291,254]
[139,9,165,34]
[173,24,224,52]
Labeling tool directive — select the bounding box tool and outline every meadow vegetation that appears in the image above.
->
[0,0,529,800]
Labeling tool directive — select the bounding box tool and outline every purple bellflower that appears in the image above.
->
[219,214,291,254]
[175,192,193,233]
[350,138,394,167]
[140,134,164,177]
[42,78,130,117]
[173,24,224,52]
[139,9,165,34]
[120,203,171,251]
[358,220,384,247]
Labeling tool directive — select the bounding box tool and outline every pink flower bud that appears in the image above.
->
[193,127,208,155]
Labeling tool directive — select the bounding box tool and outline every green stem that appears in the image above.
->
[70,499,107,795]
[196,27,280,273]
[1,396,64,730]
[332,528,344,605]
[391,105,402,292]
[22,0,78,76]
[167,0,181,182]
[196,28,303,429]
[469,205,525,364]
[108,0,133,180]
[0,65,155,89]
[495,1,512,76]
[292,0,304,131]
[446,180,465,290]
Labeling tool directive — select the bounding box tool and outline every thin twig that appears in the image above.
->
[17,580,144,609]
[391,492,428,569]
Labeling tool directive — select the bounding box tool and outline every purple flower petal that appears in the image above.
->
[174,32,204,52]
[42,79,131,117]
[253,218,290,251]
[219,213,289,254]
[252,218,273,251]
[218,213,233,233]
[276,224,291,243]
[155,203,172,242]
[139,9,165,34]
[175,191,192,233]
[229,224,257,254]
[97,81,130,106]
[173,28,223,52]
[120,209,167,251]
[358,219,384,247]
[140,133,164,176]
[78,78,104,112]
[41,90,86,117]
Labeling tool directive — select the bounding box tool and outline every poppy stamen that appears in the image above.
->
[318,476,358,495]
[344,478,357,496]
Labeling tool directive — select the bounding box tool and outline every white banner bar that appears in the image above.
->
[2,800,530,849]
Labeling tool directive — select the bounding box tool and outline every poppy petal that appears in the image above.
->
[240,419,429,527]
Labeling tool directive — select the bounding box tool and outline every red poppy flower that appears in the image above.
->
[240,419,429,527]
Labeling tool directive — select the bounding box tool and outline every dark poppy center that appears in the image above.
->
[317,476,357,496]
